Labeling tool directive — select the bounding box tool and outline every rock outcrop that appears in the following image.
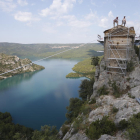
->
[61,58,140,140]
[89,94,140,124]
[0,53,45,80]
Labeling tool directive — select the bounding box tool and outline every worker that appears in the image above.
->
[122,16,126,26]
[113,17,118,27]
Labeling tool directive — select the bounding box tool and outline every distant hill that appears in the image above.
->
[0,42,104,60]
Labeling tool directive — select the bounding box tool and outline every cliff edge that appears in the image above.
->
[59,57,140,140]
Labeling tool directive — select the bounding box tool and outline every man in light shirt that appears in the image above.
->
[113,17,118,27]
[122,16,126,26]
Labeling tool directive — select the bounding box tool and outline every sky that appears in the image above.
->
[0,0,140,44]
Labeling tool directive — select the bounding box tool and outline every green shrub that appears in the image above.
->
[89,98,96,104]
[111,81,122,98]
[86,116,116,139]
[127,77,131,81]
[118,119,128,130]
[126,60,134,72]
[61,125,69,137]
[79,78,94,101]
[80,104,91,115]
[97,85,109,96]
[72,117,84,134]
[91,56,99,66]
[66,98,84,123]
[32,125,59,140]
[112,107,119,113]
[125,113,140,140]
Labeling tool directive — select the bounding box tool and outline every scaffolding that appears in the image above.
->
[106,27,134,75]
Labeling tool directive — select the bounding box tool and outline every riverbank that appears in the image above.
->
[66,56,103,79]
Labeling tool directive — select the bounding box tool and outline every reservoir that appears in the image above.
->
[0,59,86,130]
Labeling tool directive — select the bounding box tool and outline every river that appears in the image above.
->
[0,59,86,130]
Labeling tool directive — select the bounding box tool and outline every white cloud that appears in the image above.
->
[0,0,16,12]
[108,11,113,18]
[14,11,40,22]
[68,18,91,28]
[99,17,108,28]
[40,0,76,17]
[61,15,92,28]
[98,11,114,28]
[17,0,28,6]
[85,10,98,21]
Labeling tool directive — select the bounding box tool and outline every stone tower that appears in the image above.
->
[104,25,135,75]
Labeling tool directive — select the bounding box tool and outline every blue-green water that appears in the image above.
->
[0,59,86,130]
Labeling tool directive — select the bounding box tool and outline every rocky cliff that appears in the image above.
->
[60,58,140,140]
[0,53,45,80]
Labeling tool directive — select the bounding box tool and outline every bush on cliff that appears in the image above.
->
[65,98,84,123]
[111,81,122,98]
[126,60,134,72]
[32,125,59,140]
[91,56,99,66]
[79,78,94,101]
[86,116,116,139]
[97,85,109,96]
[126,113,140,140]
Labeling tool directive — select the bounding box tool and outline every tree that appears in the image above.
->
[91,56,99,66]
[79,78,94,101]
[66,98,84,123]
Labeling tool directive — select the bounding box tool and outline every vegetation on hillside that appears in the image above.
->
[66,56,103,79]
[0,43,103,60]
[0,112,60,140]
[0,112,33,140]
[86,116,116,139]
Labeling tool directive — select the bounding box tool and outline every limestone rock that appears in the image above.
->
[88,95,140,124]
[90,71,109,98]
[89,104,111,122]
[130,85,140,98]
[98,134,117,140]
[69,133,90,140]
[98,131,127,140]
[129,66,140,88]
[0,53,45,80]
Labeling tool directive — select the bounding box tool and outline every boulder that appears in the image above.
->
[130,85,140,98]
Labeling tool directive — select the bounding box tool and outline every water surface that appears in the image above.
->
[0,59,86,130]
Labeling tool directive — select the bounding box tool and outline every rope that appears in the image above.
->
[0,40,97,76]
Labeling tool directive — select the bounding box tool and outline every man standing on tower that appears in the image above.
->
[113,17,118,27]
[122,16,126,26]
